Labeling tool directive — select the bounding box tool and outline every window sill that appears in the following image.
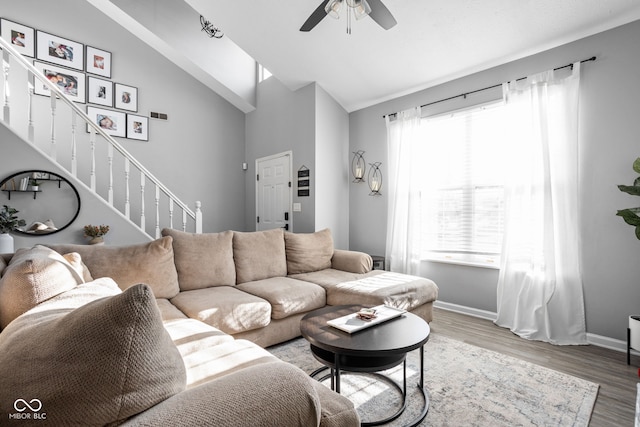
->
[422,255,500,270]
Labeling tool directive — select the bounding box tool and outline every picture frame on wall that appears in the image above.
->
[87,76,113,107]
[85,46,112,78]
[114,83,138,112]
[36,31,84,70]
[126,114,149,141]
[87,106,126,138]
[33,61,86,103]
[1,19,35,57]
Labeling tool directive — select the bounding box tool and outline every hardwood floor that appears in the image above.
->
[430,307,639,426]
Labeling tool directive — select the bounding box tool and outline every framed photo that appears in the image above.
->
[87,76,113,107]
[114,83,138,112]
[36,30,84,70]
[126,114,149,141]
[85,46,111,78]
[33,61,86,103]
[1,19,35,57]
[87,106,126,138]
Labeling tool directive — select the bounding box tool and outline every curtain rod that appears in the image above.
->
[382,56,596,119]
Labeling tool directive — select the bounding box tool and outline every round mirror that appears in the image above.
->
[0,170,81,236]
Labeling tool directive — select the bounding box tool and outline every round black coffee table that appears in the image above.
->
[300,305,430,427]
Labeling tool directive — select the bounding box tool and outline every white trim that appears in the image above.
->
[434,301,497,321]
[435,300,637,354]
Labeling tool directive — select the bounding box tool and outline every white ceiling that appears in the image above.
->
[187,0,640,112]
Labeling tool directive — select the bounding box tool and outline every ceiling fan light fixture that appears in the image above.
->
[352,0,372,20]
[325,0,343,19]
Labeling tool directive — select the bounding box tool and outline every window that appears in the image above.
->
[418,101,508,267]
[258,64,272,82]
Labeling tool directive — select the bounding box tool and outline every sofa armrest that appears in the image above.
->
[331,249,372,274]
[121,361,321,427]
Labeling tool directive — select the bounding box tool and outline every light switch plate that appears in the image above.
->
[293,203,301,212]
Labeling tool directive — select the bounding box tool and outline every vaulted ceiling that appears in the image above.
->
[186,0,640,112]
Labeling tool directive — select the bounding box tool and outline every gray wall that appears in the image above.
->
[245,78,350,243]
[3,0,247,239]
[349,20,640,341]
[315,85,349,249]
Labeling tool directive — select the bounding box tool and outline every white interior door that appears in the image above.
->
[256,152,292,231]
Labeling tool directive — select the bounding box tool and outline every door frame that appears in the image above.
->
[255,150,293,231]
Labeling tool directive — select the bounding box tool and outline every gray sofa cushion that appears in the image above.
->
[170,286,271,334]
[48,237,180,299]
[0,283,186,425]
[237,277,326,320]
[284,228,334,274]
[161,228,236,290]
[233,229,287,283]
[0,245,85,328]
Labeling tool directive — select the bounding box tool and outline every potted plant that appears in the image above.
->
[0,205,26,253]
[616,157,640,239]
[28,178,41,191]
[616,157,640,364]
[83,224,110,245]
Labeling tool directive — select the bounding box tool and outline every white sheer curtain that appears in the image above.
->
[385,107,422,275]
[495,62,587,345]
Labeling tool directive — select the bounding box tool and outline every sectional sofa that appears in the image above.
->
[0,227,438,426]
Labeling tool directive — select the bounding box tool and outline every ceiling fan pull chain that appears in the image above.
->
[347,5,352,34]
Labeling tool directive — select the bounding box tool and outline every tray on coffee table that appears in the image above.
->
[327,304,406,333]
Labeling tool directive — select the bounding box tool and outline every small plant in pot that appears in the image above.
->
[28,178,41,191]
[83,224,110,245]
[617,157,640,239]
[0,205,26,253]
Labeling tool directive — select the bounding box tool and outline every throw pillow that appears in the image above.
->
[47,236,179,299]
[161,228,236,290]
[0,283,186,425]
[0,245,85,329]
[284,229,334,274]
[233,228,287,283]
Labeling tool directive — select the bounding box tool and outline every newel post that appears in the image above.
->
[195,201,203,234]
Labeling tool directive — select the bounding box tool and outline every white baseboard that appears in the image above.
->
[434,300,497,322]
[434,300,637,355]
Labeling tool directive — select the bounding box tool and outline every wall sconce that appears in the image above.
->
[368,162,382,196]
[351,150,366,183]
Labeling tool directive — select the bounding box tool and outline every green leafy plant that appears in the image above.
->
[0,205,27,234]
[616,157,640,239]
[83,224,110,238]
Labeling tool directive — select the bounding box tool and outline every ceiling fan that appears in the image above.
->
[300,0,397,32]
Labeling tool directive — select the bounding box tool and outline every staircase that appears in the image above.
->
[0,37,202,238]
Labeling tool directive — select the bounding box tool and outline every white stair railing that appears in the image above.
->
[0,36,202,237]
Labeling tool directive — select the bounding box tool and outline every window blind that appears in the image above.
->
[418,101,507,264]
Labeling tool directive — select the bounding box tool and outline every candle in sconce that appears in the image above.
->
[355,165,364,179]
[371,176,381,192]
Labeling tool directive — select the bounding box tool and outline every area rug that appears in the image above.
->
[267,334,599,426]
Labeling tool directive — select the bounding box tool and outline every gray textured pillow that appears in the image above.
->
[233,229,287,283]
[161,228,236,290]
[48,236,179,298]
[284,229,334,274]
[0,283,186,425]
[0,245,84,328]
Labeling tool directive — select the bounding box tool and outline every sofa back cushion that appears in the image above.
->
[0,245,85,328]
[0,283,186,425]
[284,229,334,274]
[48,236,180,299]
[161,228,235,290]
[233,229,287,283]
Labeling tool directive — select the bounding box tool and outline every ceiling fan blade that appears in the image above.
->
[300,0,331,32]
[367,0,397,30]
